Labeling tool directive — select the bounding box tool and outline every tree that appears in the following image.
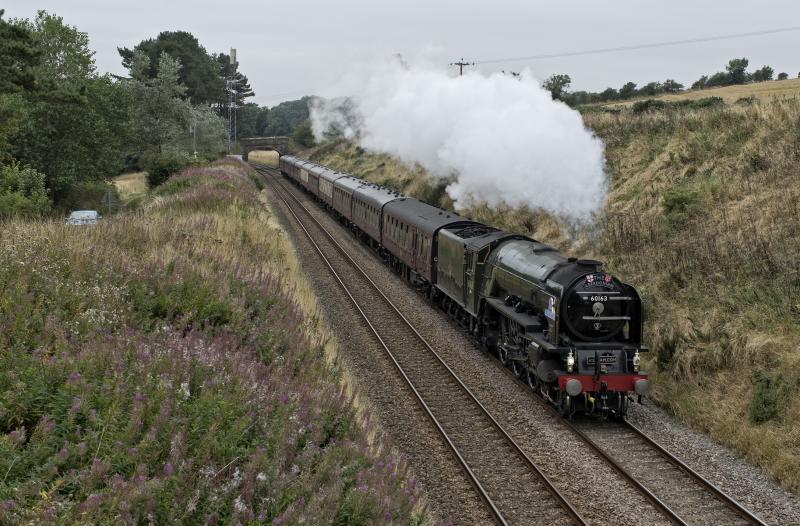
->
[236,103,267,138]
[640,81,663,97]
[185,104,226,155]
[292,120,315,148]
[705,71,730,88]
[262,97,312,136]
[126,51,191,155]
[619,82,637,99]
[599,87,619,101]
[255,106,269,136]
[12,11,130,201]
[0,9,40,94]
[119,31,224,105]
[726,58,749,85]
[662,79,684,93]
[125,50,225,167]
[0,161,51,218]
[691,75,708,90]
[542,74,571,101]
[215,52,255,114]
[778,72,789,80]
[0,11,38,163]
[751,65,774,83]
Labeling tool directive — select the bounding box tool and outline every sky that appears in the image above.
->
[4,1,800,107]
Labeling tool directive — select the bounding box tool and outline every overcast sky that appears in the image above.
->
[4,1,800,106]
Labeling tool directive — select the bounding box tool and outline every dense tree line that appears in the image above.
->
[544,57,794,107]
[0,11,242,219]
[236,97,313,139]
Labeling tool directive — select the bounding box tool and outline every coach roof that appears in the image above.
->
[384,197,476,237]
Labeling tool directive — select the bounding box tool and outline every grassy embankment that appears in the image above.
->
[303,98,800,493]
[0,158,423,524]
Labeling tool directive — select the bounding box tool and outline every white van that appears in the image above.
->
[66,210,101,225]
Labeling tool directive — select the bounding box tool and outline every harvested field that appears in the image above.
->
[605,77,800,107]
[113,171,148,197]
[247,150,280,166]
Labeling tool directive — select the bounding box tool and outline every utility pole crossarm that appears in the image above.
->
[449,58,475,76]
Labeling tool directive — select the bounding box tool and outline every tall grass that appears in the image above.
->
[305,99,800,493]
[0,159,423,524]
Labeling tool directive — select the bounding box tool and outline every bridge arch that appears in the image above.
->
[240,136,290,161]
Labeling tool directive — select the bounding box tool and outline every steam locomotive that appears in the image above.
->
[278,155,649,418]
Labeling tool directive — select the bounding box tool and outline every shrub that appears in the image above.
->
[632,99,668,113]
[687,96,724,109]
[662,186,701,225]
[749,372,780,423]
[633,97,724,114]
[0,162,51,219]
[144,152,190,187]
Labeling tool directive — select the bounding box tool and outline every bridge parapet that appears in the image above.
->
[240,136,290,160]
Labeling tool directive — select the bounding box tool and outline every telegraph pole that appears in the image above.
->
[226,48,239,153]
[449,58,475,76]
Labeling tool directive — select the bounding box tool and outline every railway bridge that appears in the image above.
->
[240,136,289,161]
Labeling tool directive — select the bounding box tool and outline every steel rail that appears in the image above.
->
[495,352,768,526]
[252,162,588,526]
[623,419,769,526]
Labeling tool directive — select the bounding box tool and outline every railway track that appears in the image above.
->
[252,161,770,526]
[492,324,770,526]
[251,162,587,525]
[571,418,768,526]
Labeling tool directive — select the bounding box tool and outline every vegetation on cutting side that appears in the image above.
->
[303,97,800,494]
[0,159,424,524]
[600,77,800,108]
[544,57,798,107]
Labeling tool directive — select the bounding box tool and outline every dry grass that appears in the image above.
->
[248,150,279,166]
[113,171,148,198]
[303,98,800,494]
[607,77,800,107]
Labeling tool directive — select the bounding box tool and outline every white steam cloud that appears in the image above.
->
[310,59,607,219]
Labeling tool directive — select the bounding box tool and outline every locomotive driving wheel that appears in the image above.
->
[499,317,527,378]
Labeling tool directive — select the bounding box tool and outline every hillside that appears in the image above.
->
[0,159,422,523]
[303,97,800,493]
[604,77,800,107]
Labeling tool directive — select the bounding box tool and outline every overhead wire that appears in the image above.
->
[476,26,800,64]
[255,26,800,102]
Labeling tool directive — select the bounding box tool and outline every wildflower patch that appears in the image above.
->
[0,159,423,524]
